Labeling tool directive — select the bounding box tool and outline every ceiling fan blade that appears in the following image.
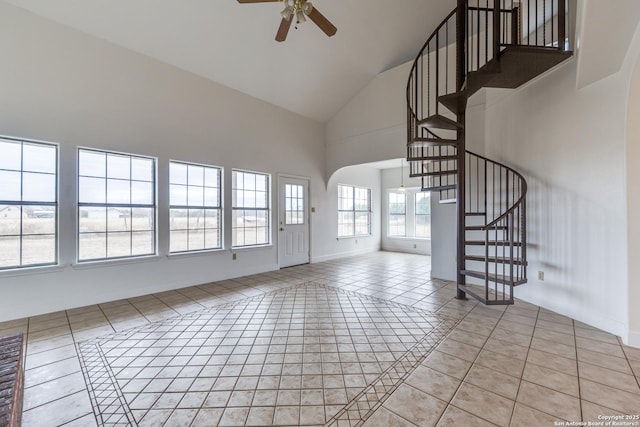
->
[236,0,279,3]
[307,6,337,37]
[275,15,293,42]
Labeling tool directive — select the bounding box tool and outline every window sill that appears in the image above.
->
[386,236,431,241]
[0,264,67,278]
[231,244,273,252]
[72,255,162,270]
[336,235,372,240]
[167,249,226,259]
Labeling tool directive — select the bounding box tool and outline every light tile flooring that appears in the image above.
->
[1,252,639,426]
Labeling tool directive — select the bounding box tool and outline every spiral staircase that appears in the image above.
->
[406,0,572,304]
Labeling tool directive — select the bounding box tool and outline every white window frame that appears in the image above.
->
[388,191,406,237]
[77,148,157,262]
[386,188,431,239]
[0,136,58,269]
[169,160,223,254]
[337,184,372,238]
[231,169,271,248]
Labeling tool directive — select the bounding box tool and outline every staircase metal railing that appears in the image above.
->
[405,0,569,304]
[464,151,527,303]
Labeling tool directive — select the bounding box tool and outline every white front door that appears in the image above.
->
[278,176,310,268]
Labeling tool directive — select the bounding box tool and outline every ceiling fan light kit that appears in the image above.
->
[237,0,337,42]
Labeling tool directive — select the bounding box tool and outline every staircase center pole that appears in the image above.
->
[456,0,467,300]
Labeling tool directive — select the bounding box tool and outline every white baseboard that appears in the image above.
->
[626,328,640,348]
[311,247,378,263]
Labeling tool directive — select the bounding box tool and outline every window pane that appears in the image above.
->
[79,207,106,233]
[23,172,56,202]
[170,209,188,231]
[416,215,431,238]
[107,232,131,258]
[188,165,204,186]
[132,231,154,256]
[170,229,188,252]
[0,140,22,171]
[79,150,105,177]
[416,193,430,214]
[107,154,130,179]
[107,208,131,232]
[204,168,219,188]
[107,179,130,204]
[131,181,153,205]
[79,177,106,204]
[187,185,204,206]
[0,206,20,235]
[22,207,56,235]
[0,236,20,267]
[22,235,55,265]
[170,184,187,206]
[170,162,188,185]
[204,188,218,207]
[188,209,205,229]
[79,233,106,260]
[23,143,56,174]
[188,229,205,251]
[204,209,219,230]
[205,229,220,249]
[355,212,370,235]
[0,171,21,201]
[131,157,153,182]
[132,208,154,231]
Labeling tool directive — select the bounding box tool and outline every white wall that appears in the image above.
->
[0,2,375,321]
[326,62,412,178]
[625,29,640,348]
[483,56,632,339]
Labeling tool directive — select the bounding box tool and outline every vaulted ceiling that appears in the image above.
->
[3,0,455,122]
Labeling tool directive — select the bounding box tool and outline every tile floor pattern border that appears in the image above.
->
[76,282,459,427]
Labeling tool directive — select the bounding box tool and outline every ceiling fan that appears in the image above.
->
[237,0,337,42]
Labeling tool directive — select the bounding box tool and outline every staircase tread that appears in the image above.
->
[465,212,486,216]
[485,46,573,89]
[438,91,467,115]
[414,170,457,177]
[462,269,528,285]
[408,137,459,147]
[407,154,458,162]
[418,114,463,131]
[465,225,507,231]
[421,184,457,192]
[466,240,524,246]
[465,255,527,265]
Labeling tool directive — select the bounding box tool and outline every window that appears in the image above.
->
[386,189,431,239]
[232,170,270,247]
[338,184,371,237]
[78,149,156,261]
[0,137,57,269]
[415,192,431,238]
[284,184,304,225]
[388,191,406,236]
[169,161,222,253]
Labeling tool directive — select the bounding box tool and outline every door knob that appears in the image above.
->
[280,228,284,231]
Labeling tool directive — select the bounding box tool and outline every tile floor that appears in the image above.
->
[0,252,639,426]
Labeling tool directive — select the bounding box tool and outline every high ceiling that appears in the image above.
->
[3,0,455,122]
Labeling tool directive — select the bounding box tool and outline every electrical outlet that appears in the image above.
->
[538,271,544,281]
[232,253,237,260]
[413,244,417,249]
[355,239,358,244]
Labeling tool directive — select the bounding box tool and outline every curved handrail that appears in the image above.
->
[466,150,527,229]
[405,7,458,115]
